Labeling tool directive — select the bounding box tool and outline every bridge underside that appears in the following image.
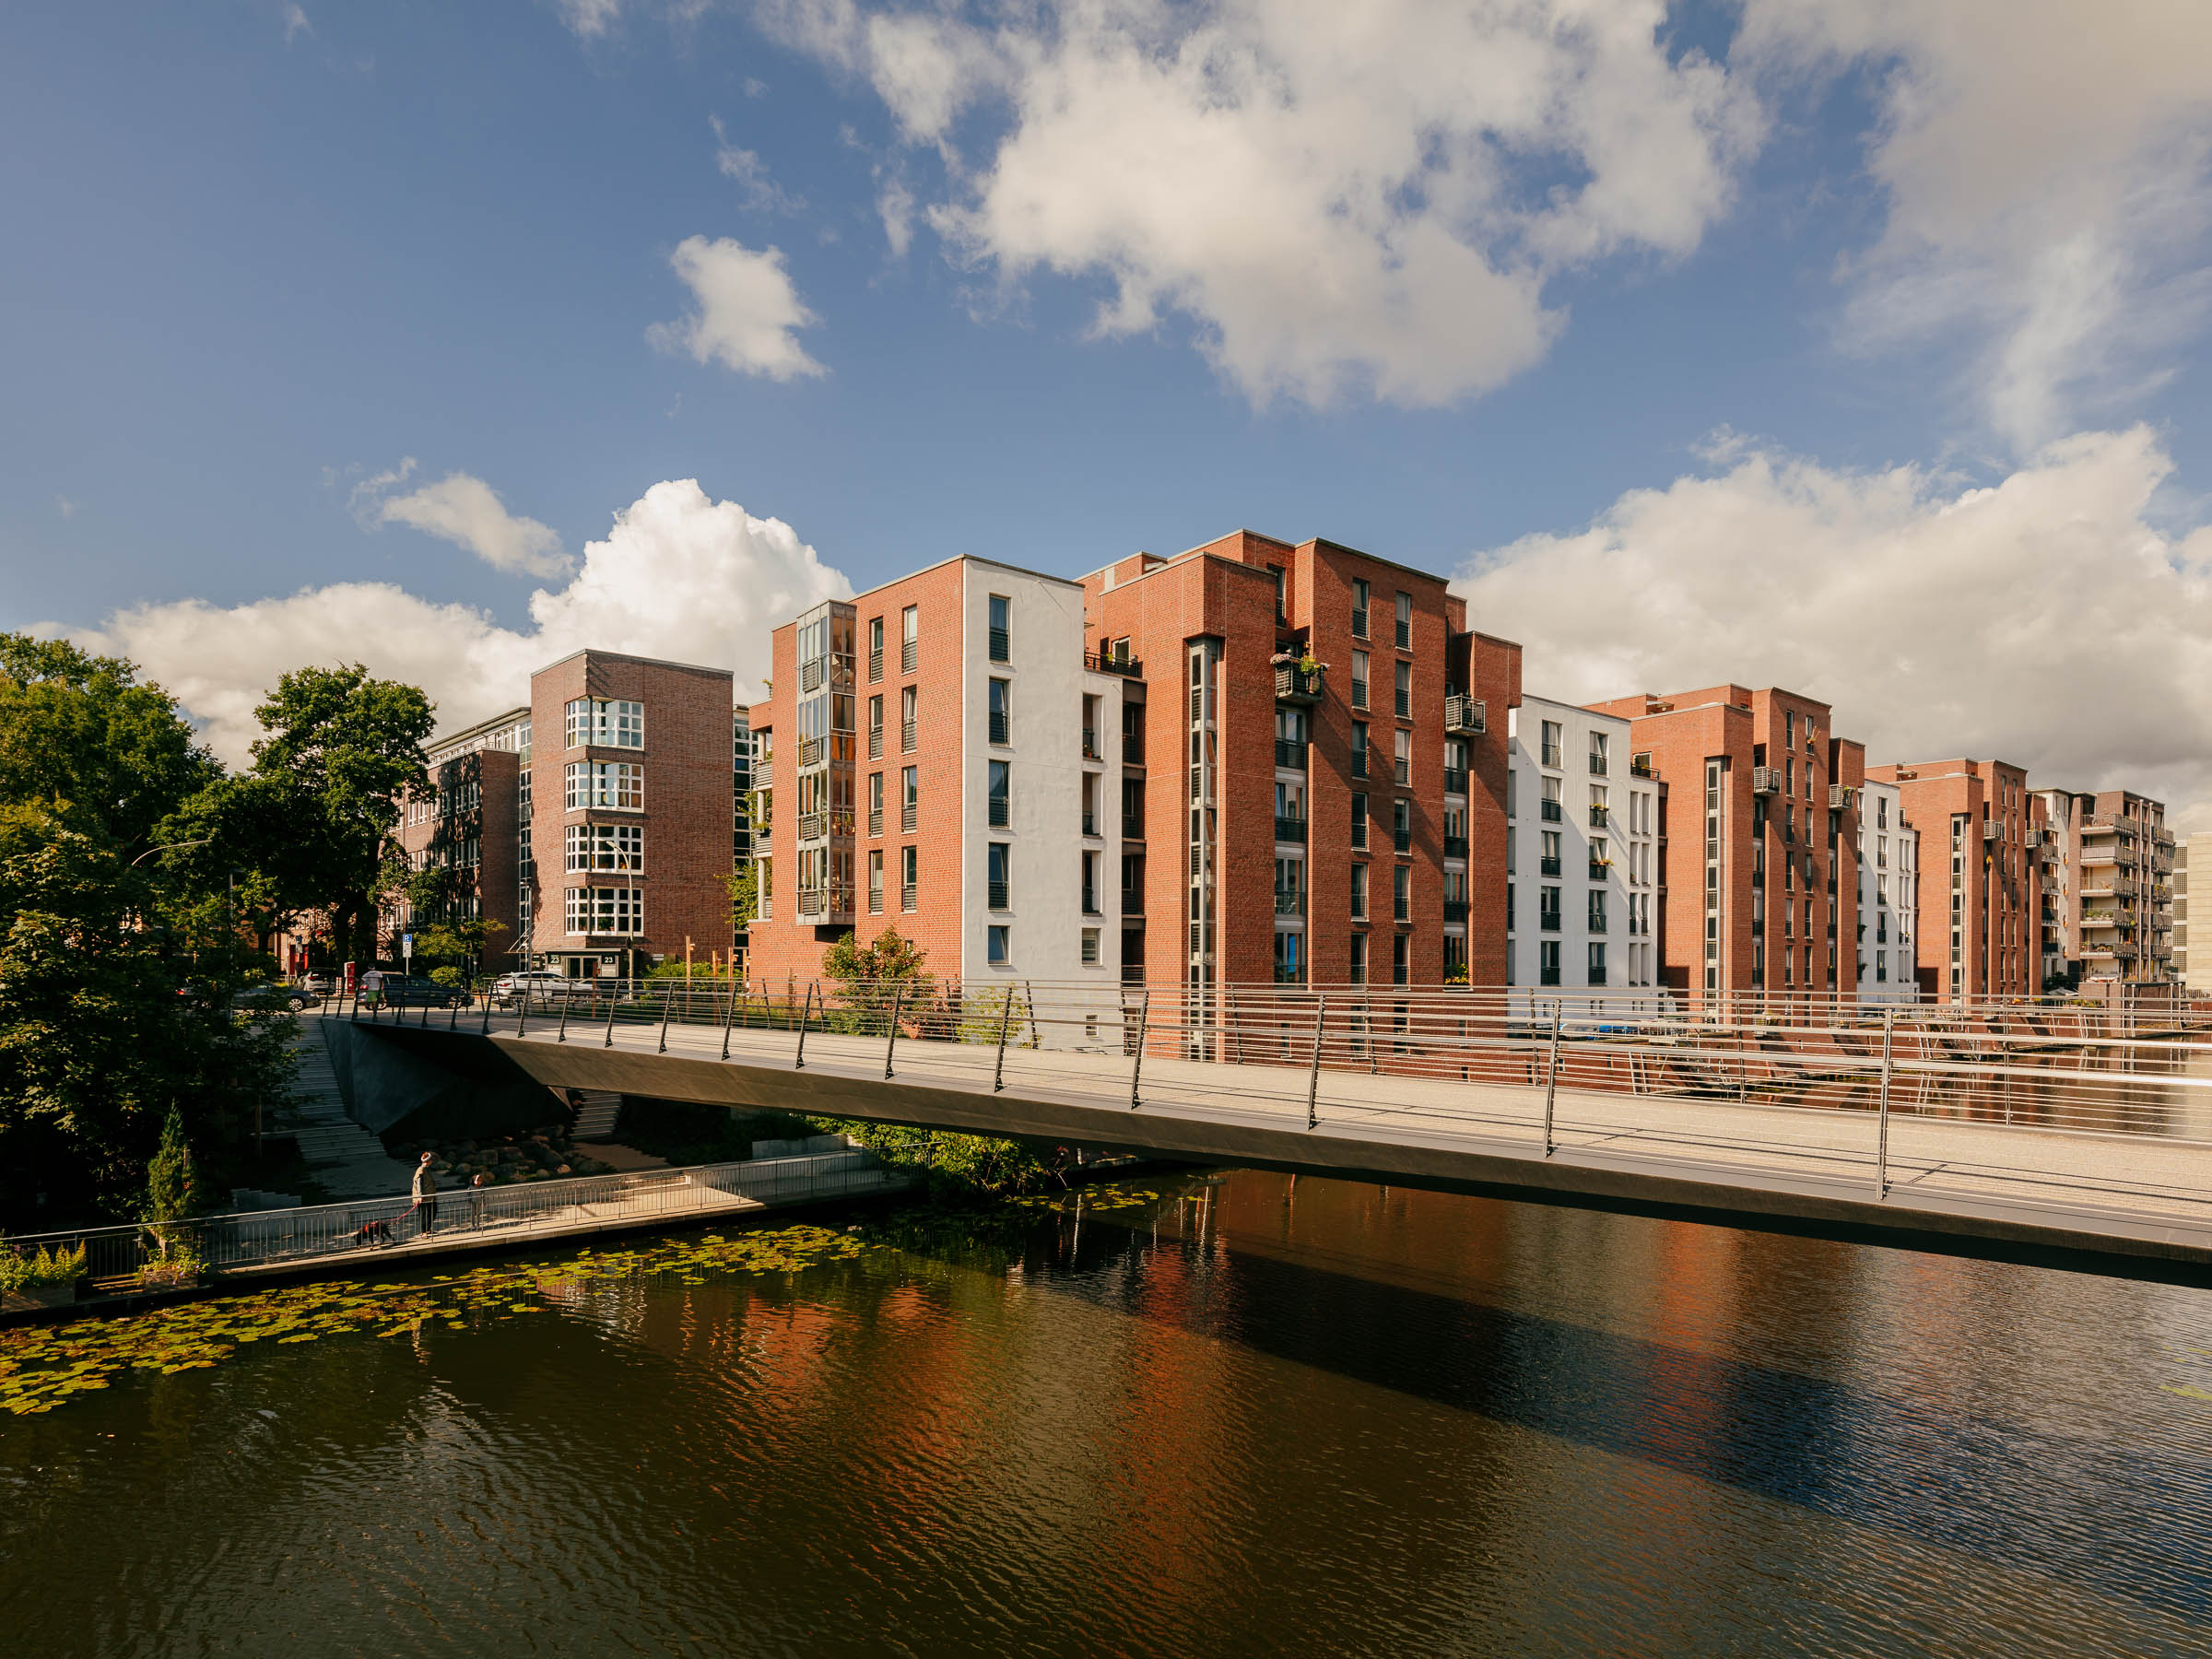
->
[331,1019,2212,1287]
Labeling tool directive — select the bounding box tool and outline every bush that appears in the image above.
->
[0,1242,87,1290]
[429,965,465,989]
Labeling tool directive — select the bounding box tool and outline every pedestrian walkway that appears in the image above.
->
[285,1016,418,1198]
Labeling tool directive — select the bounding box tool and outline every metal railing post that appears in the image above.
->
[1025,979,1040,1049]
[1307,994,1328,1130]
[480,983,494,1035]
[994,985,1015,1092]
[449,994,461,1030]
[884,982,905,1078]
[516,982,529,1039]
[557,982,571,1042]
[602,979,619,1047]
[721,976,738,1061]
[1876,1006,1894,1199]
[657,977,674,1053]
[794,982,814,1069]
[1129,989,1149,1109]
[1542,999,1562,1157]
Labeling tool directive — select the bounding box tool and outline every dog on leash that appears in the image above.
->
[352,1218,394,1248]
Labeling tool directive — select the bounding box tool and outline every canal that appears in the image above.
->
[5,1170,2211,1656]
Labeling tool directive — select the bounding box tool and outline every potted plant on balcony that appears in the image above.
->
[0,1241,88,1311]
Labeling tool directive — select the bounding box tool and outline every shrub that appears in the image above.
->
[0,1242,87,1290]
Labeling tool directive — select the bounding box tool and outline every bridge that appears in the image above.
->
[330,979,2212,1282]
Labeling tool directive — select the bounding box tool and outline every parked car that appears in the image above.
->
[361,972,467,1010]
[232,983,320,1013]
[490,970,586,1009]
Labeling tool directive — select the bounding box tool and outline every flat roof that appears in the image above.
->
[530,647,735,680]
[426,703,530,753]
[837,552,1083,607]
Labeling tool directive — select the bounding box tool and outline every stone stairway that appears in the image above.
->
[569,1090,623,1141]
[282,1017,418,1199]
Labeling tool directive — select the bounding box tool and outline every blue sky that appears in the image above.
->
[7,2,2212,814]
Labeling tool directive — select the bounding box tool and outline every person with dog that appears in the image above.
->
[411,1151,440,1237]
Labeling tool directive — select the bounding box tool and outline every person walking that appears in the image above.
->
[412,1151,440,1238]
[467,1172,488,1231]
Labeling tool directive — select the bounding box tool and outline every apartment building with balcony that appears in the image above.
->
[2179,834,2210,993]
[523,649,736,979]
[746,559,1132,987]
[1503,696,1657,993]
[1854,776,1919,1004]
[1865,759,2041,1000]
[731,705,754,972]
[2031,787,2172,983]
[387,705,531,968]
[1585,686,1866,1004]
[1080,529,1520,996]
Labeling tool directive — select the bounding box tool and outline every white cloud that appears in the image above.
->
[355,465,572,579]
[59,480,849,766]
[554,0,623,39]
[1738,0,2212,449]
[711,116,804,212]
[762,0,1759,408]
[281,4,312,42]
[649,235,828,380]
[1455,425,2212,828]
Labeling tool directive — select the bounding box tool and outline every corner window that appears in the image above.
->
[565,698,643,749]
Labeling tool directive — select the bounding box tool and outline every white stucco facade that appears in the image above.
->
[1855,777,1920,1003]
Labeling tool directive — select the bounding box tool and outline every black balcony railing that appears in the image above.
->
[1394,618,1411,650]
[989,627,1009,663]
[1540,911,1560,933]
[989,712,1009,745]
[1122,889,1142,916]
[1351,824,1368,851]
[1394,688,1410,718]
[1394,825,1411,853]
[1123,813,1144,840]
[1443,834,1467,858]
[1085,651,1143,678]
[1442,768,1466,794]
[901,639,918,674]
[1274,739,1305,771]
[1082,811,1098,837]
[1540,963,1561,985]
[1082,889,1101,917]
[1276,815,1307,843]
[1351,607,1368,640]
[1541,855,1561,877]
[991,881,1012,911]
[1082,728,1100,759]
[1443,899,1468,924]
[989,796,1010,829]
[1394,759,1409,786]
[1352,750,1368,779]
[1541,799,1562,822]
[1123,734,1144,764]
[1350,680,1368,711]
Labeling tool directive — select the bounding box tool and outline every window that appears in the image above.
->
[1084,850,1102,914]
[564,698,643,750]
[1394,728,1411,787]
[900,605,919,673]
[1392,932,1410,984]
[989,594,1010,662]
[1589,837,1608,879]
[1394,659,1411,719]
[1274,929,1303,984]
[1506,769,1517,819]
[1541,721,1562,769]
[1541,830,1562,877]
[565,822,642,873]
[1275,856,1302,916]
[867,694,883,759]
[1589,731,1608,776]
[1587,942,1607,985]
[1393,798,1411,853]
[1540,940,1561,985]
[1394,864,1410,922]
[868,850,883,913]
[565,886,642,936]
[901,766,918,832]
[1348,932,1368,984]
[565,761,642,812]
[868,616,884,682]
[1352,578,1370,639]
[988,842,1011,910]
[989,677,1011,746]
[901,845,918,912]
[988,924,1009,964]
[1588,785,1608,829]
[868,771,883,837]
[1350,862,1369,919]
[1588,888,1607,934]
[901,686,918,752]
[1350,792,1369,851]
[1394,590,1413,651]
[1351,650,1370,710]
[1350,720,1370,778]
[988,759,1011,828]
[1081,927,1100,966]
[1539,886,1561,931]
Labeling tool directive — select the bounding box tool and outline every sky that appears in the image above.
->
[6,1,2212,819]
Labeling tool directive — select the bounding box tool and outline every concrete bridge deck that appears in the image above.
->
[337,1008,2212,1281]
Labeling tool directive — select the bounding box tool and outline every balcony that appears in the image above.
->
[1082,728,1101,761]
[901,802,918,833]
[1588,859,1611,881]
[1275,889,1302,916]
[797,811,825,842]
[989,711,1009,745]
[1830,784,1855,810]
[2080,846,2119,865]
[1541,855,1562,877]
[989,627,1010,664]
[1123,812,1144,841]
[1587,912,1607,935]
[1589,804,1609,829]
[1443,695,1486,735]
[1539,911,1561,934]
[1588,751,1608,778]
[1444,834,1468,858]
[1122,889,1143,916]
[1276,739,1307,771]
[799,736,821,768]
[2083,814,2136,837]
[1274,663,1324,704]
[1541,798,1562,823]
[989,795,1011,829]
[1276,815,1307,844]
[1443,899,1469,924]
[901,639,918,674]
[1082,811,1098,837]
[796,884,853,921]
[1123,733,1144,765]
[1751,767,1782,795]
[1084,650,1143,678]
[1442,767,1467,795]
[1982,819,2002,842]
[1630,755,1655,779]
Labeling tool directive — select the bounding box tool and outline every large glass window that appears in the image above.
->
[565,761,642,812]
[565,699,643,750]
[565,823,642,872]
[564,886,643,935]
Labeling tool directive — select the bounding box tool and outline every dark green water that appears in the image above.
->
[5,1171,2212,1657]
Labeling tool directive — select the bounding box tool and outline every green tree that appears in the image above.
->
[725,860,759,930]
[244,665,433,964]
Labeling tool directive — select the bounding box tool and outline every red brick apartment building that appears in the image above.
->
[1585,686,1867,1004]
[389,706,530,970]
[1866,759,2044,1000]
[524,650,736,979]
[746,532,1524,997]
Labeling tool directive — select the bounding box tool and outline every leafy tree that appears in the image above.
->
[725,860,759,930]
[821,927,931,1029]
[245,665,433,964]
[142,1105,200,1223]
[0,635,218,849]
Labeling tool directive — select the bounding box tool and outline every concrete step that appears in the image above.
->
[570,1089,622,1141]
